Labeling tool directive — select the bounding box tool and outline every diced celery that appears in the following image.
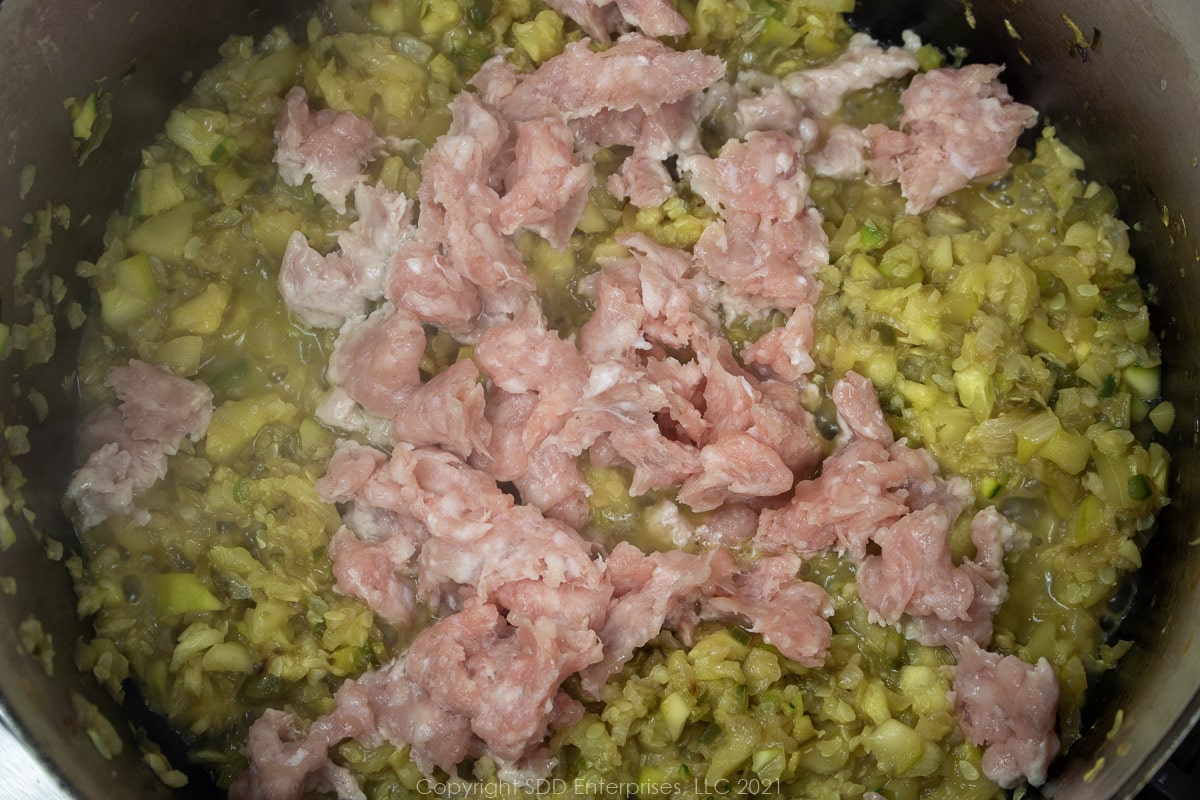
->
[153,336,204,377]
[1039,428,1091,474]
[134,162,185,217]
[899,665,951,717]
[752,747,785,781]
[157,573,224,616]
[1123,365,1160,400]
[165,108,231,166]
[954,366,995,422]
[759,17,802,49]
[1023,318,1072,364]
[70,92,99,140]
[981,476,1003,498]
[512,10,564,64]
[743,647,781,695]
[214,166,254,206]
[370,0,407,32]
[250,210,301,260]
[916,43,944,72]
[99,285,152,330]
[125,200,206,263]
[1149,401,1176,434]
[878,243,923,284]
[1073,492,1106,545]
[200,642,254,673]
[577,200,612,234]
[1014,411,1060,463]
[419,0,462,35]
[868,719,925,775]
[428,52,457,89]
[206,395,300,463]
[705,717,758,783]
[169,283,232,335]
[860,679,892,725]
[114,253,158,301]
[659,692,691,742]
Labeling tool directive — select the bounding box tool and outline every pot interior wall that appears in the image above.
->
[0,1,1197,798]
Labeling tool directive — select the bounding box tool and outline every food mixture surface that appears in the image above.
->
[64,0,1171,798]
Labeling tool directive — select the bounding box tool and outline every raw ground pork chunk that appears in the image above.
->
[67,359,213,530]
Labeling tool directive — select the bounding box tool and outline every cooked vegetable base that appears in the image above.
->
[67,0,1170,798]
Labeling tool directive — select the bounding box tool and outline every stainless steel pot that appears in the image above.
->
[0,0,1196,797]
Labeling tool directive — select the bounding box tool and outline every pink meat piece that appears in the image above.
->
[583,544,832,695]
[580,543,722,695]
[809,123,870,180]
[470,54,521,107]
[863,122,909,184]
[581,232,719,357]
[677,431,794,512]
[404,604,603,765]
[387,238,483,338]
[389,93,533,329]
[756,373,959,558]
[734,78,811,139]
[359,660,475,775]
[390,359,491,460]
[278,183,413,329]
[695,329,819,472]
[873,64,1039,214]
[417,503,609,609]
[756,439,902,555]
[686,130,812,221]
[475,300,587,396]
[702,553,833,666]
[326,302,426,420]
[556,357,702,496]
[741,303,816,382]
[684,132,827,308]
[498,117,594,249]
[514,440,591,528]
[329,525,423,629]
[644,356,708,445]
[603,424,702,497]
[105,359,213,445]
[543,0,689,41]
[471,389,538,481]
[610,231,719,348]
[832,369,894,445]
[230,681,377,800]
[315,387,391,445]
[68,360,213,529]
[611,0,689,37]
[474,300,589,450]
[693,209,827,309]
[651,500,759,549]
[322,441,608,625]
[954,638,1061,788]
[605,100,702,208]
[782,32,918,118]
[577,267,649,364]
[750,379,820,472]
[316,439,388,502]
[274,86,385,213]
[498,35,725,123]
[856,504,976,626]
[909,507,1027,649]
